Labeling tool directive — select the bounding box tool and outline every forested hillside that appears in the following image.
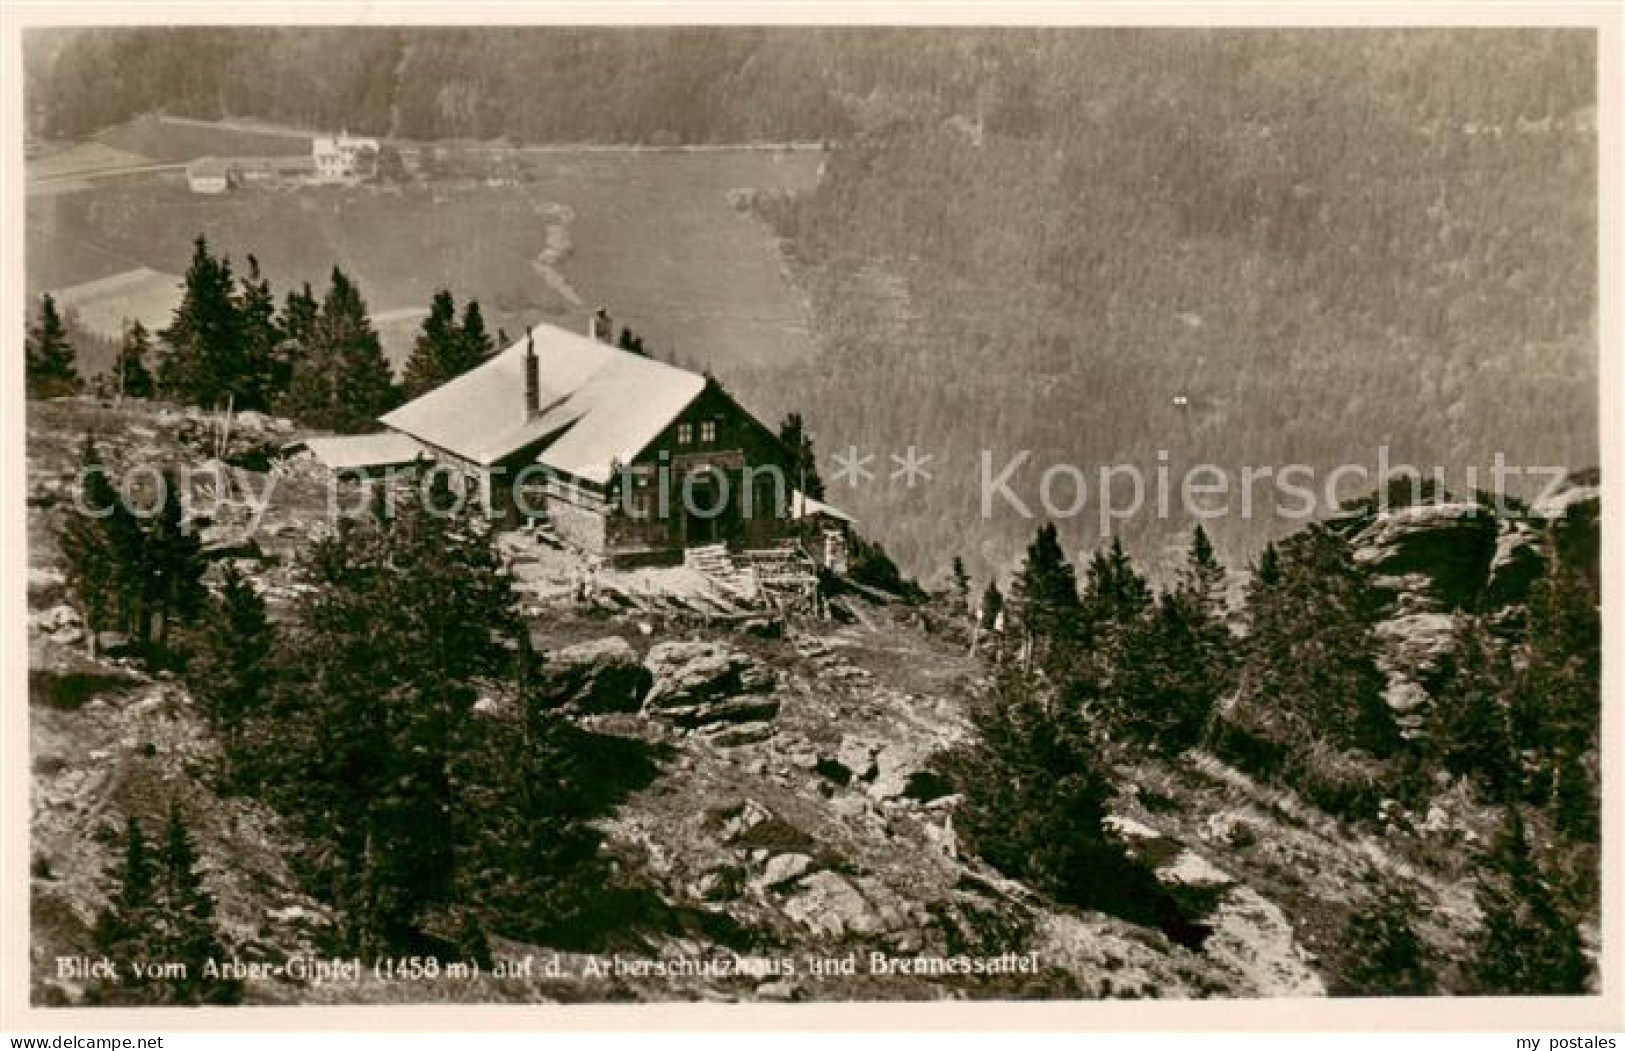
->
[26,28,1598,582]
[745,30,1597,580]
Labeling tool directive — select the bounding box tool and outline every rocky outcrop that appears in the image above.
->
[1486,521,1545,610]
[1202,886,1327,997]
[642,640,779,730]
[780,870,929,944]
[536,636,652,713]
[1348,500,1497,611]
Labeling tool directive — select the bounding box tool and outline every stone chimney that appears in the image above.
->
[524,330,539,419]
[590,305,614,345]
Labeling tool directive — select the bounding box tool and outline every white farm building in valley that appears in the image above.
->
[312,131,379,182]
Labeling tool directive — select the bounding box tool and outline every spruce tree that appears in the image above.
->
[136,470,207,655]
[950,556,972,614]
[284,267,397,431]
[1430,618,1516,797]
[26,293,81,399]
[184,562,274,776]
[281,496,521,954]
[942,670,1157,919]
[113,321,155,400]
[402,289,461,397]
[1236,524,1393,759]
[280,282,319,346]
[777,412,825,500]
[153,802,241,1004]
[1012,522,1083,671]
[1080,535,1151,633]
[58,436,144,658]
[1468,809,1589,994]
[979,580,1004,631]
[457,299,494,370]
[159,237,243,407]
[90,816,158,1003]
[236,255,284,409]
[1341,874,1434,995]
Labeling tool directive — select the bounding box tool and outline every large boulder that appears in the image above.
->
[536,636,651,713]
[1373,612,1458,676]
[642,640,778,729]
[781,871,886,938]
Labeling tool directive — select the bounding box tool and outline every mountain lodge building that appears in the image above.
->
[295,318,850,565]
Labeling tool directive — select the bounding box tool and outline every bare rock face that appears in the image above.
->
[1374,612,1458,675]
[642,640,779,729]
[754,852,816,891]
[781,871,886,939]
[1202,886,1327,997]
[536,636,652,713]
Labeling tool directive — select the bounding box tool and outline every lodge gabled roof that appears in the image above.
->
[379,321,707,485]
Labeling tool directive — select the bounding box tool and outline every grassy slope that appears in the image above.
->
[96,115,312,162]
[27,149,822,383]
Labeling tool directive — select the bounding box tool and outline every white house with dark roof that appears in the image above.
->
[312,131,379,182]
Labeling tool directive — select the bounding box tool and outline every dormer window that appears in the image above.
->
[677,423,694,445]
[700,420,717,443]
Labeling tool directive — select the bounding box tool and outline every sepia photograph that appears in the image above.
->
[6,9,1617,1027]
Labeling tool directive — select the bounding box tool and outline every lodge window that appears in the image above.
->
[677,423,693,445]
[700,420,717,444]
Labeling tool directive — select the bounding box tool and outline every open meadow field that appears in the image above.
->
[27,147,824,399]
[94,114,314,161]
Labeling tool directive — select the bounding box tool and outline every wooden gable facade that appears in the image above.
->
[535,378,800,560]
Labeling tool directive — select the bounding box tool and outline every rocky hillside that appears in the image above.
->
[27,397,1598,1003]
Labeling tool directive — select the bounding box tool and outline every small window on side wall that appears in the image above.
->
[677,423,693,445]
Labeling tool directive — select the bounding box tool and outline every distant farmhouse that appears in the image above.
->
[185,154,313,194]
[312,131,379,182]
[185,157,240,194]
[295,313,850,564]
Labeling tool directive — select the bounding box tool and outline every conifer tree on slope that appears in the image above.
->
[284,267,398,432]
[457,298,494,371]
[1114,526,1234,751]
[89,817,157,1003]
[58,436,144,658]
[159,237,243,407]
[950,555,972,615]
[1468,808,1589,995]
[26,292,81,399]
[1233,524,1394,761]
[1011,522,1082,672]
[1340,871,1434,996]
[113,321,155,400]
[135,469,207,654]
[402,289,461,398]
[1429,617,1517,798]
[153,802,241,1004]
[236,254,284,408]
[281,495,521,954]
[89,805,239,1005]
[185,561,275,779]
[777,412,826,500]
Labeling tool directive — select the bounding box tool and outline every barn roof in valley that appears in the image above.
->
[380,322,707,484]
